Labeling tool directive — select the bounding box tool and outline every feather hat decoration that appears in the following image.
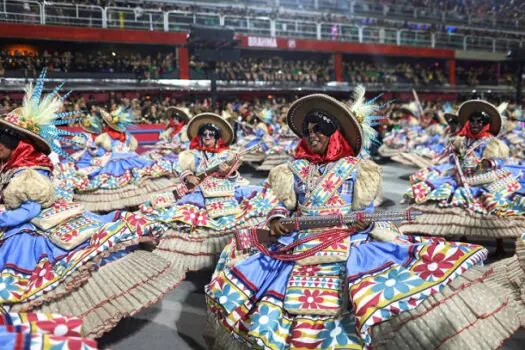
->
[0,68,82,156]
[79,112,103,134]
[100,106,137,132]
[346,85,385,152]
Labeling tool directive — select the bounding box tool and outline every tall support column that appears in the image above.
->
[178,47,190,80]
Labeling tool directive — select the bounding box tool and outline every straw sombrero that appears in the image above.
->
[0,69,83,157]
[79,113,103,134]
[187,113,234,145]
[166,107,189,122]
[286,94,363,155]
[0,108,51,154]
[457,100,502,136]
[100,107,137,133]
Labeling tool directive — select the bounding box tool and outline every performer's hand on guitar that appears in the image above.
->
[186,175,200,186]
[269,218,290,237]
[218,163,232,176]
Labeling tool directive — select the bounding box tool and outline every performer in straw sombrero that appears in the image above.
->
[71,107,178,212]
[401,99,525,257]
[205,92,519,349]
[0,71,184,339]
[141,112,277,273]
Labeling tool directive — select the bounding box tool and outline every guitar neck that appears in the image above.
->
[279,210,419,230]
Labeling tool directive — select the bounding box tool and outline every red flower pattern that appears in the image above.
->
[125,213,149,235]
[209,202,224,211]
[296,265,320,276]
[299,166,311,179]
[298,289,324,309]
[36,317,83,337]
[29,262,55,289]
[413,244,457,279]
[321,179,336,193]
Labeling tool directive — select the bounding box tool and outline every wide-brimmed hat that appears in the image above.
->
[287,94,363,155]
[187,112,234,145]
[0,68,82,157]
[0,108,52,154]
[457,100,502,136]
[443,112,459,124]
[166,106,189,122]
[100,107,136,133]
[79,113,103,134]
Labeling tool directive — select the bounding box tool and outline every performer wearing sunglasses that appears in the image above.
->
[205,93,519,349]
[142,113,277,273]
[402,100,525,257]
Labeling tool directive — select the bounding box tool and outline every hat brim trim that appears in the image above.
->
[286,94,363,155]
[0,119,51,154]
[187,113,234,146]
[458,100,501,136]
[166,107,190,122]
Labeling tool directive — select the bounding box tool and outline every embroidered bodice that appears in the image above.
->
[289,157,361,217]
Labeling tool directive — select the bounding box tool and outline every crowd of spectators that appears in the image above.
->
[191,56,334,83]
[2,46,522,87]
[344,60,447,86]
[0,49,177,79]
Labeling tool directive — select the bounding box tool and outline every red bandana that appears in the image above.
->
[189,135,230,153]
[294,130,355,164]
[167,120,187,138]
[3,140,53,172]
[458,121,493,140]
[104,127,126,142]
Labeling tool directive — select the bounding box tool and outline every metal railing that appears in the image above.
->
[1,1,523,53]
[44,2,103,27]
[1,0,42,25]
[106,7,164,32]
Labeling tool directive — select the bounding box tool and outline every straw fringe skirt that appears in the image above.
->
[74,177,179,212]
[10,250,185,338]
[206,266,520,349]
[378,144,403,158]
[488,237,525,327]
[399,204,525,238]
[154,217,265,272]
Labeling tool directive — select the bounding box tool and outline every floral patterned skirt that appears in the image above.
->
[142,185,278,272]
[0,212,165,305]
[0,311,98,349]
[206,235,494,349]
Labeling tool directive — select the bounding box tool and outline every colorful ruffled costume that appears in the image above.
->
[391,123,447,168]
[0,309,98,349]
[401,100,525,239]
[143,106,191,164]
[0,72,183,338]
[53,113,108,202]
[205,93,519,349]
[378,103,423,159]
[71,107,178,212]
[142,113,277,272]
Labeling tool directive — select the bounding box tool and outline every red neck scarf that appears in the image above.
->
[2,140,53,173]
[458,121,493,140]
[294,130,355,164]
[189,135,230,153]
[167,120,187,138]
[104,127,126,142]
